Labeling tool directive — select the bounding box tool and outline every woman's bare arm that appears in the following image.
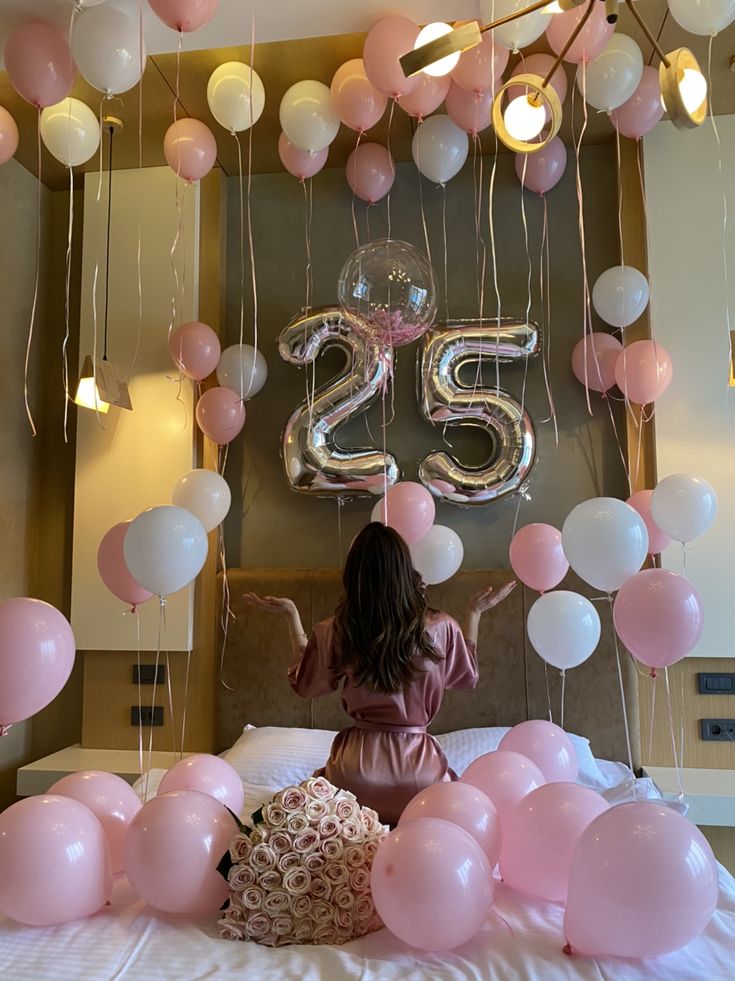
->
[463,581,517,647]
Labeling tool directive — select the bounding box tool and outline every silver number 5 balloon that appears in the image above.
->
[418,319,540,506]
[279,306,400,497]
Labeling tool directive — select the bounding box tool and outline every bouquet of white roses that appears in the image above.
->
[219,776,388,947]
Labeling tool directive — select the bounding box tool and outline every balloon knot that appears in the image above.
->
[0,725,11,737]
[650,669,657,679]
[562,943,573,956]
[129,605,137,615]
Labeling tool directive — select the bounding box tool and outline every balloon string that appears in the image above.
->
[62,161,74,442]
[647,674,656,763]
[441,182,449,323]
[350,130,363,249]
[539,195,558,444]
[608,594,636,799]
[470,136,487,408]
[416,122,433,266]
[234,131,246,398]
[615,127,625,267]
[135,609,143,775]
[574,63,593,417]
[246,10,259,400]
[302,178,312,316]
[544,661,553,723]
[678,662,686,783]
[179,648,191,760]
[560,669,566,730]
[488,133,501,396]
[664,666,684,800]
[168,162,184,343]
[634,141,655,346]
[165,649,177,755]
[143,598,166,802]
[218,522,236,691]
[707,36,734,409]
[602,393,632,494]
[174,29,183,122]
[123,0,145,383]
[336,496,344,565]
[88,99,108,427]
[23,114,43,437]
[385,100,395,238]
[519,156,532,427]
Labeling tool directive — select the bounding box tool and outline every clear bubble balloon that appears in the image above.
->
[338,238,436,348]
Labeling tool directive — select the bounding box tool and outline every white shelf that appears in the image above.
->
[16,744,187,797]
[643,766,735,828]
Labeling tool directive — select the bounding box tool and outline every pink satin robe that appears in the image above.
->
[287,611,478,824]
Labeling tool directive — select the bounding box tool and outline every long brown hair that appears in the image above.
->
[333,522,440,693]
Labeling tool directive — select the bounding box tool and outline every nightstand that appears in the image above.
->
[16,744,187,796]
[642,766,735,827]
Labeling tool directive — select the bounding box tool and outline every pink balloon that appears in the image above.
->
[0,106,19,164]
[565,802,719,958]
[461,750,545,829]
[0,795,112,926]
[626,489,672,556]
[346,142,395,204]
[613,569,704,671]
[498,720,578,783]
[148,0,218,33]
[399,781,502,867]
[4,21,75,108]
[362,15,420,100]
[509,53,568,121]
[278,132,328,180]
[168,320,221,381]
[164,118,217,183]
[611,65,664,140]
[571,331,623,394]
[546,3,614,65]
[373,481,435,545]
[509,523,569,594]
[331,58,387,133]
[195,386,245,445]
[371,817,494,951]
[97,521,154,610]
[397,73,450,120]
[48,771,142,874]
[158,753,244,816]
[614,340,673,405]
[450,32,509,96]
[515,136,567,195]
[125,790,237,914]
[0,597,76,732]
[501,782,608,902]
[445,82,493,135]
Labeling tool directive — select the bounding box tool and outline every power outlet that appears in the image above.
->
[131,705,164,727]
[132,664,166,685]
[700,718,735,742]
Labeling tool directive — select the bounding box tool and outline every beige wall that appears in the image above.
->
[223,147,628,568]
[0,161,82,808]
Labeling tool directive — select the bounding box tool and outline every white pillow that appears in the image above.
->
[219,723,606,790]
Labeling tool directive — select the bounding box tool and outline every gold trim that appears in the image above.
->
[491,74,563,154]
[660,47,708,130]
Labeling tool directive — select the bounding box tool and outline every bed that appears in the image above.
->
[2,569,734,978]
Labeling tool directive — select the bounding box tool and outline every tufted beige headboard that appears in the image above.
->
[216,569,640,768]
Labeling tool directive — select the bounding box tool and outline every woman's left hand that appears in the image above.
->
[469,580,517,615]
[243,593,297,617]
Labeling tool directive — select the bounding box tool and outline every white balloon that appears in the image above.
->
[578,34,643,112]
[480,0,546,51]
[207,62,265,133]
[651,474,718,545]
[592,265,649,329]
[216,344,268,400]
[40,98,101,167]
[562,497,648,593]
[409,525,464,585]
[668,0,735,36]
[412,114,468,185]
[72,4,146,96]
[123,506,208,597]
[172,469,231,533]
[279,80,340,153]
[527,590,601,671]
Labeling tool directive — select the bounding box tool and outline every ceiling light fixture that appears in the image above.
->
[74,115,132,414]
[414,22,460,77]
[493,73,562,152]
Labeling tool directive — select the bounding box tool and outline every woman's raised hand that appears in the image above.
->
[243,593,297,616]
[469,580,517,615]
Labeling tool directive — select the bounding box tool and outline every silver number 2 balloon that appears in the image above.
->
[418,319,540,506]
[279,306,400,497]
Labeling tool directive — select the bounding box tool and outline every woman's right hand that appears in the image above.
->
[243,593,297,617]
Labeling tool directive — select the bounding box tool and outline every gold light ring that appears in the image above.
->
[660,47,708,131]
[492,73,563,154]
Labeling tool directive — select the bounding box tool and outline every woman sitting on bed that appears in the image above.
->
[244,521,515,824]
